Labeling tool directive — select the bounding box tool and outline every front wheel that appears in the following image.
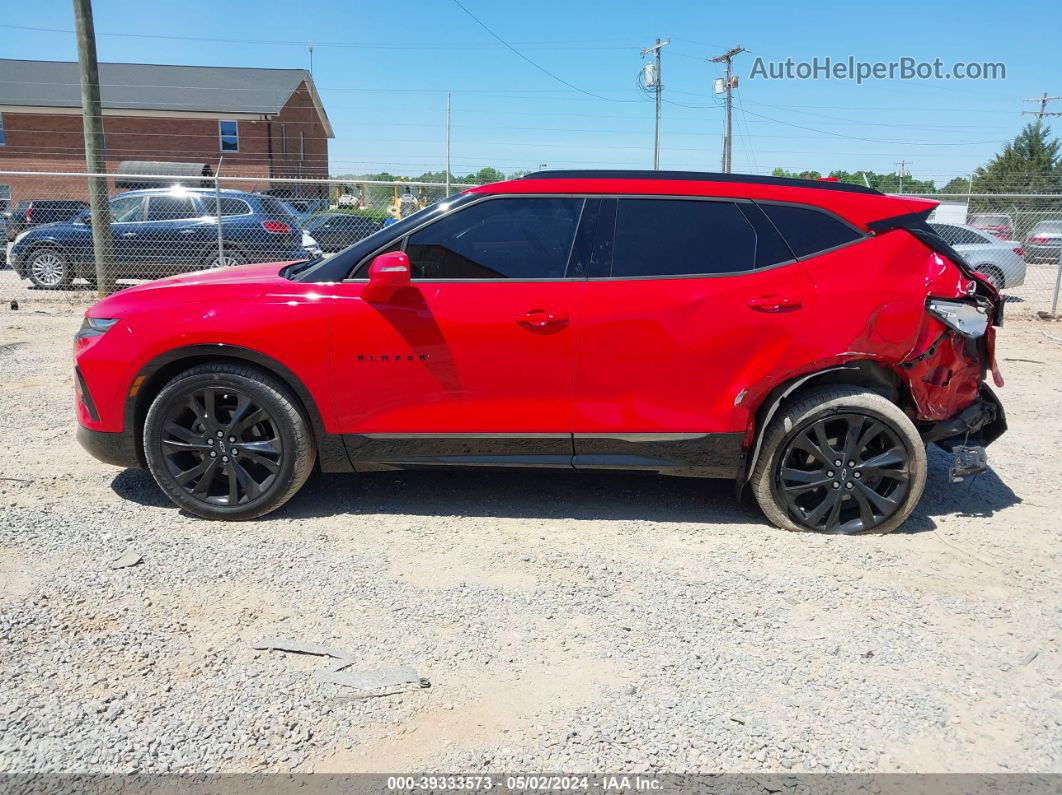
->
[202,248,247,269]
[142,363,315,520]
[751,386,927,534]
[976,265,1005,290]
[27,248,72,289]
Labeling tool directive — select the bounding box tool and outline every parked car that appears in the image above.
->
[1024,219,1062,264]
[10,188,307,289]
[74,170,1006,532]
[6,199,90,242]
[968,212,1015,241]
[303,212,384,252]
[928,222,1025,288]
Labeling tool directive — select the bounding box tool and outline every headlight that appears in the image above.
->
[76,316,119,340]
[927,299,990,338]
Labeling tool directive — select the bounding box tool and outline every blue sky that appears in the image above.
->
[3,0,1059,186]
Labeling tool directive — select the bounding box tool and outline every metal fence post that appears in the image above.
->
[1052,241,1062,317]
[214,161,224,268]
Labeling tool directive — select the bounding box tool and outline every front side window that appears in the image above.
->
[146,196,197,221]
[108,196,145,223]
[611,199,757,277]
[219,120,239,152]
[404,197,583,280]
[760,203,862,258]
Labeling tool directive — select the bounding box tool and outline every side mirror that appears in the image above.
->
[364,251,411,301]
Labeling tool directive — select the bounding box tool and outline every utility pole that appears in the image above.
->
[894,160,910,193]
[72,0,115,296]
[708,45,747,173]
[640,38,669,170]
[445,92,452,196]
[1022,92,1062,120]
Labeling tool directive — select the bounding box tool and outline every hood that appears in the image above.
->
[87,261,296,317]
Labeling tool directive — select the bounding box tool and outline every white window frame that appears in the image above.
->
[0,112,5,146]
[219,120,239,152]
[299,130,305,161]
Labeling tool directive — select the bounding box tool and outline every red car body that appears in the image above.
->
[75,171,1006,530]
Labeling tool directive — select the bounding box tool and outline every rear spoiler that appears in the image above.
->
[867,208,1001,323]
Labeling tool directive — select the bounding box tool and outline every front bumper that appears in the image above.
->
[921,386,1007,450]
[77,425,140,469]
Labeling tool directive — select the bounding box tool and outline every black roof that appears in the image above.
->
[523,170,883,195]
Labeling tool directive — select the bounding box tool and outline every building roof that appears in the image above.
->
[0,59,333,136]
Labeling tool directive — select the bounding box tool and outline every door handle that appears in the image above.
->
[120,232,137,238]
[747,295,802,313]
[179,229,196,235]
[518,308,569,329]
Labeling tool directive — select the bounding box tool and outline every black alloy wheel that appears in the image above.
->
[159,387,283,506]
[775,413,911,533]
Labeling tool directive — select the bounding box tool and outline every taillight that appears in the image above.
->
[262,220,291,235]
[1029,235,1049,244]
[25,203,32,224]
[1014,246,1024,257]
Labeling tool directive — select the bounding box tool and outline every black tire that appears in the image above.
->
[26,246,73,289]
[143,363,315,520]
[751,386,927,534]
[975,265,1005,289]
[201,247,247,270]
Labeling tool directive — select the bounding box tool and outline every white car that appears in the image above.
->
[301,231,322,259]
[929,222,1025,289]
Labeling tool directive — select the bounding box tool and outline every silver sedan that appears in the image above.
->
[929,222,1026,289]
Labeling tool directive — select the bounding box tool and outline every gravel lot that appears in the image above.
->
[0,296,1060,774]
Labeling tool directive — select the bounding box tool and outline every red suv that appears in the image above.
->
[75,171,1006,533]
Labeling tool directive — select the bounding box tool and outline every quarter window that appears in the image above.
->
[611,199,757,277]
[146,196,197,221]
[214,197,252,216]
[759,203,861,258]
[404,197,584,279]
[219,120,239,152]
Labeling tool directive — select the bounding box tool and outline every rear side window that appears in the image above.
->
[405,197,583,279]
[256,195,297,217]
[212,198,251,216]
[146,196,198,221]
[931,223,985,246]
[759,203,862,258]
[611,199,756,277]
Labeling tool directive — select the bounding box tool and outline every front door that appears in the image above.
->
[329,195,591,467]
[140,194,211,274]
[573,197,818,474]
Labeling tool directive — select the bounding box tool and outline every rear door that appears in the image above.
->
[572,197,820,471]
[329,195,591,466]
[140,194,209,273]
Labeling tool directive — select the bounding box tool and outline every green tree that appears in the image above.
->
[972,122,1062,194]
[940,176,971,194]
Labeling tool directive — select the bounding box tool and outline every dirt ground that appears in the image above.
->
[0,295,1060,774]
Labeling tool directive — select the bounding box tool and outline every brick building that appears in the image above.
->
[0,59,333,208]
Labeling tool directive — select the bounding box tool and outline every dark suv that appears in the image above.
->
[6,199,90,242]
[11,188,306,289]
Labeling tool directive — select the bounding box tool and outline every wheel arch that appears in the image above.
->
[126,345,351,472]
[740,360,911,485]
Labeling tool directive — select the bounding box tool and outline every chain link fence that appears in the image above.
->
[2,171,1060,315]
[0,170,473,302]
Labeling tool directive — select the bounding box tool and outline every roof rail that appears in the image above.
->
[522,169,883,196]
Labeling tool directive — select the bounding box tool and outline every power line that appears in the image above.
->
[446,0,641,103]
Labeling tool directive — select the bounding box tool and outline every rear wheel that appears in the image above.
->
[27,248,72,289]
[203,248,246,269]
[976,265,1005,290]
[143,363,315,520]
[751,386,927,534]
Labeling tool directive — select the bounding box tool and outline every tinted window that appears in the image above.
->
[405,197,583,279]
[212,198,251,216]
[146,196,198,221]
[256,195,297,218]
[611,199,756,277]
[760,203,861,258]
[930,224,985,246]
[109,196,144,223]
